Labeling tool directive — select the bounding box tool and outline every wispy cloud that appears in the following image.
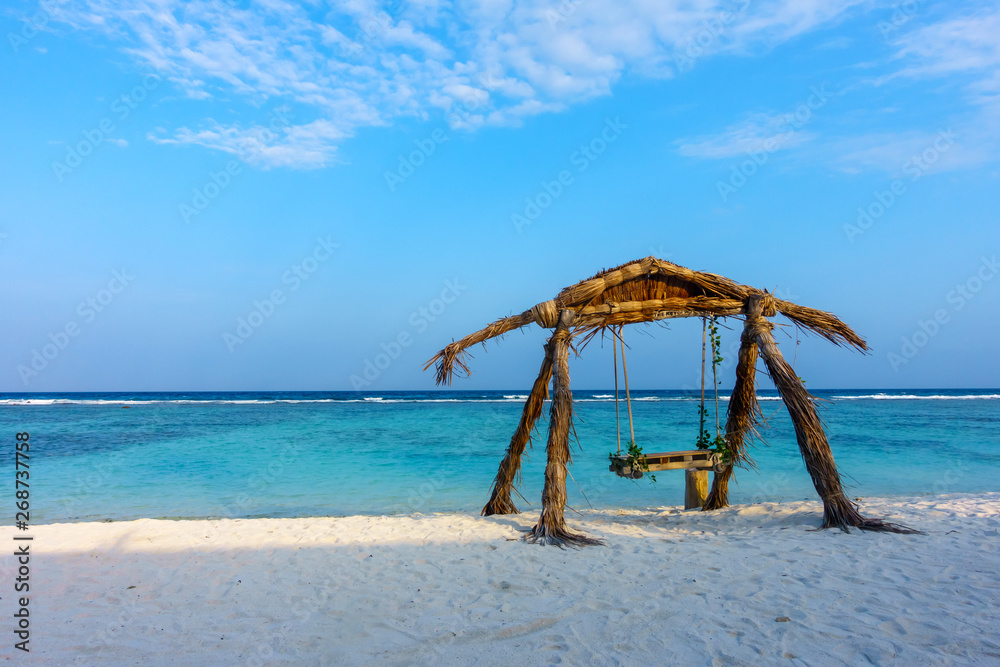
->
[891,8,1000,86]
[42,0,874,168]
[676,112,814,159]
[831,128,965,175]
[148,117,348,169]
[679,5,1000,176]
[835,6,1000,174]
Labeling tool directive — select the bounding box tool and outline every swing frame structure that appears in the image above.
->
[426,257,916,546]
[606,318,723,487]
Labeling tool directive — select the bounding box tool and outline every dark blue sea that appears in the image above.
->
[2,389,998,523]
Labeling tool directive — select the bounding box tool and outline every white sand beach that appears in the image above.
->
[4,493,999,665]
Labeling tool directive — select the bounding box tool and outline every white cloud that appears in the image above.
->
[831,128,963,175]
[679,6,1000,175]
[891,9,1000,85]
[889,5,1000,135]
[43,0,875,167]
[727,0,869,45]
[676,112,814,159]
[148,114,346,168]
[834,7,1000,175]
[816,36,853,50]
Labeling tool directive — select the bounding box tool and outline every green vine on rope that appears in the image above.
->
[695,404,712,450]
[696,316,731,466]
[609,441,656,483]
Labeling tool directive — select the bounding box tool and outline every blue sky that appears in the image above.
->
[1,0,998,392]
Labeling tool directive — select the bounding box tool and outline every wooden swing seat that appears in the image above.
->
[608,449,720,477]
[609,449,721,510]
[606,326,722,509]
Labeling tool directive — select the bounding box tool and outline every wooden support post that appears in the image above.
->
[685,468,709,510]
[703,294,763,511]
[752,302,916,533]
[525,310,601,546]
[482,344,554,516]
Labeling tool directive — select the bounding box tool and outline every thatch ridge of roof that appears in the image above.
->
[426,257,867,385]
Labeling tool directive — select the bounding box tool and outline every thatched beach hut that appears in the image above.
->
[427,257,914,545]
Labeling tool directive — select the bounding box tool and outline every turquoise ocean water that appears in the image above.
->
[1,389,998,523]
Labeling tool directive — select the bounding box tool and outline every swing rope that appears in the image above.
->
[620,326,635,446]
[712,318,721,438]
[700,317,707,442]
[611,326,635,451]
[613,330,621,455]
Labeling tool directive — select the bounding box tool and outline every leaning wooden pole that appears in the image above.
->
[525,310,602,546]
[751,302,917,533]
[703,295,763,510]
[482,345,554,516]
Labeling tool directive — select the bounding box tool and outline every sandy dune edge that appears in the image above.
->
[3,493,998,665]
